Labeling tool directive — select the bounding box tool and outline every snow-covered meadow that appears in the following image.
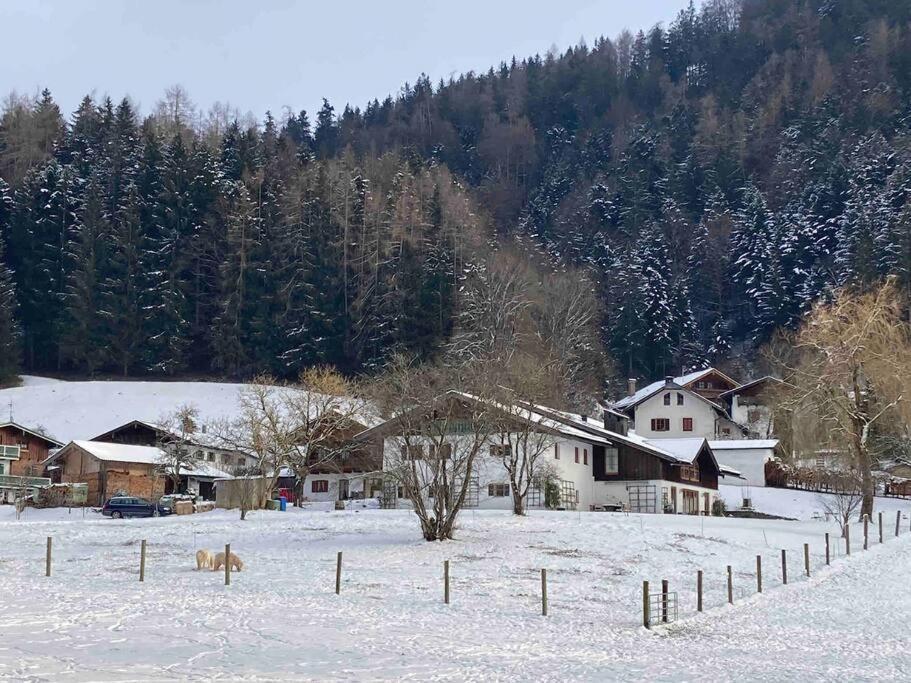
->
[1,491,909,681]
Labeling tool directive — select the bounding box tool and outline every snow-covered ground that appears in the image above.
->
[719,483,911,520]
[0,504,909,681]
[1,376,257,442]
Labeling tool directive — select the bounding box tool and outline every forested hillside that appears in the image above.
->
[2,0,911,385]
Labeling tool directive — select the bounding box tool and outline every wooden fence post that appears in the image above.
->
[444,560,450,605]
[643,581,650,629]
[896,510,901,538]
[335,551,342,594]
[804,543,810,577]
[825,533,830,566]
[781,549,788,585]
[541,569,548,616]
[846,522,851,556]
[756,555,762,593]
[661,579,669,623]
[224,543,231,586]
[878,512,883,544]
[726,565,733,604]
[697,570,703,612]
[139,539,146,582]
[45,537,52,577]
[863,514,869,550]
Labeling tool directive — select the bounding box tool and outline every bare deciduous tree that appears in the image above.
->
[770,279,911,519]
[818,475,863,538]
[283,366,370,506]
[369,356,495,541]
[157,404,202,495]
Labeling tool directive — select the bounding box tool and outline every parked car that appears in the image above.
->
[101,496,173,519]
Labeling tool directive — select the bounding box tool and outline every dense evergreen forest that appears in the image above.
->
[2,0,911,386]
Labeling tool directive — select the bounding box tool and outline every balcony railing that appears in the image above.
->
[0,474,51,489]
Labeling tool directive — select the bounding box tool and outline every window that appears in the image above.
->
[574,447,579,463]
[682,417,693,432]
[488,483,509,497]
[663,392,671,406]
[554,444,560,460]
[604,447,619,474]
[721,428,731,436]
[0,445,20,459]
[677,393,684,405]
[696,381,706,389]
[401,445,424,460]
[311,480,329,493]
[680,464,700,482]
[650,418,670,432]
[489,444,511,458]
[430,443,452,459]
[583,449,588,466]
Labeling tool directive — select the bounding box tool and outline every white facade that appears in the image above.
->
[300,473,383,503]
[708,440,777,487]
[593,479,717,514]
[631,389,719,439]
[379,432,719,514]
[728,395,774,439]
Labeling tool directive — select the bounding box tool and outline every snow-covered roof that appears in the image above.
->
[613,368,741,411]
[182,462,232,479]
[611,380,727,415]
[718,464,744,478]
[649,438,709,462]
[675,368,716,387]
[66,440,165,465]
[708,440,779,450]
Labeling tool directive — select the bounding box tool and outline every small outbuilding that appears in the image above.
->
[44,440,167,506]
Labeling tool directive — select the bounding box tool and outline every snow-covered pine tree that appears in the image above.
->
[142,134,194,374]
[59,171,109,374]
[636,223,675,376]
[212,181,260,376]
[7,161,80,370]
[0,232,19,382]
[100,179,145,376]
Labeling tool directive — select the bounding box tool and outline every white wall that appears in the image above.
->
[729,396,774,439]
[300,473,372,503]
[592,479,717,514]
[632,389,718,439]
[712,447,774,487]
[381,434,599,511]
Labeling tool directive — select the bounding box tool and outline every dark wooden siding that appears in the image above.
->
[593,444,667,482]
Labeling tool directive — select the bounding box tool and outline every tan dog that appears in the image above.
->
[212,551,244,572]
[196,549,214,570]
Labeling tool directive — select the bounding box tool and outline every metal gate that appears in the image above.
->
[560,479,577,510]
[627,484,657,514]
[646,590,678,626]
[454,474,479,508]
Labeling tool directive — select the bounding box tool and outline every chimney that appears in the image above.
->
[665,375,674,386]
[627,378,637,396]
[580,414,588,422]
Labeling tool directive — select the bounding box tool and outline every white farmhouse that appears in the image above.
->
[611,375,744,440]
[357,392,731,514]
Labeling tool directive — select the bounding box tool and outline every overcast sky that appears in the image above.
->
[2,0,689,122]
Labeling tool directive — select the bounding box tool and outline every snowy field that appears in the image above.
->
[1,497,910,681]
[1,376,253,442]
